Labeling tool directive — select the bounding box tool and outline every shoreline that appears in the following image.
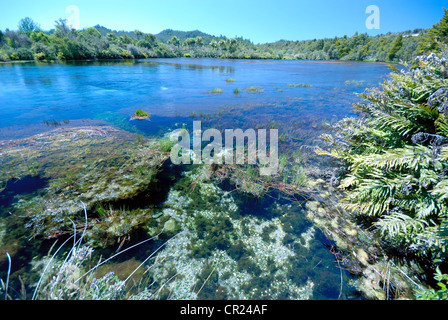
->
[0,56,403,66]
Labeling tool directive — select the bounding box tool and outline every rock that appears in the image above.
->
[356,248,370,267]
[164,219,177,233]
[428,87,448,114]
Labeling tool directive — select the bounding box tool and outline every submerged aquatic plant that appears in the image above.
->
[246,86,264,93]
[131,109,151,120]
[211,88,223,94]
[288,83,313,88]
[2,126,169,245]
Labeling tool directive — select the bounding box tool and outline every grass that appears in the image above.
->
[225,78,235,82]
[344,80,365,85]
[132,109,151,120]
[288,83,313,88]
[246,86,264,93]
[211,88,223,94]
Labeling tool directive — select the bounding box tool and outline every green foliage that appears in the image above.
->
[246,86,264,93]
[388,34,403,61]
[4,11,447,63]
[211,88,223,94]
[418,8,448,54]
[134,109,150,118]
[288,83,313,88]
[417,268,448,300]
[318,51,448,263]
[18,17,40,36]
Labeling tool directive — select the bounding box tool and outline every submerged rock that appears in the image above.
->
[135,166,320,300]
[1,125,169,244]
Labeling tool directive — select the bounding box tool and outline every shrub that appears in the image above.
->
[121,50,134,59]
[246,86,264,93]
[33,52,46,60]
[132,109,150,120]
[211,88,223,94]
[316,52,448,263]
[288,83,313,88]
[0,52,10,61]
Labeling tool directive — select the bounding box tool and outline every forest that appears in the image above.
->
[0,11,445,63]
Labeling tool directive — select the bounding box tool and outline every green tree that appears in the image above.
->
[134,30,143,40]
[144,33,156,44]
[388,34,403,61]
[169,35,181,49]
[119,35,134,45]
[18,17,41,36]
[183,37,196,48]
[418,8,448,53]
[82,27,101,38]
[30,31,50,45]
[54,19,72,38]
[106,33,118,43]
[195,36,204,47]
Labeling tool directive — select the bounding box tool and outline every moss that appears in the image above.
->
[246,86,264,93]
[288,83,313,88]
[3,126,169,245]
[211,88,223,94]
[93,258,145,290]
[131,109,150,120]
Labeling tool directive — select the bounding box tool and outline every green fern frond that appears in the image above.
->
[350,145,433,173]
[374,212,428,239]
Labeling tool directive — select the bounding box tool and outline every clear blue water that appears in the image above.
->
[0,58,393,139]
[0,58,395,300]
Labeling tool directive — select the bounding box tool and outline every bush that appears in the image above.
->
[121,50,134,59]
[0,52,10,61]
[417,268,448,300]
[33,52,46,60]
[316,52,448,263]
[211,88,223,94]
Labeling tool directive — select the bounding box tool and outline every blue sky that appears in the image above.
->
[0,0,446,43]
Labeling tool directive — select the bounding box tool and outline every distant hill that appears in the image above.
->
[93,25,141,39]
[155,29,225,44]
[88,25,226,44]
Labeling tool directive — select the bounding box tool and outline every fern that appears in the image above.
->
[322,51,448,260]
[374,212,428,239]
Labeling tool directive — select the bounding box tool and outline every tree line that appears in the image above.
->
[0,9,447,63]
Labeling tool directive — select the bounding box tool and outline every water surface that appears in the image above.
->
[0,58,394,300]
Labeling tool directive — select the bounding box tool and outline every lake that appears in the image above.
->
[0,58,393,300]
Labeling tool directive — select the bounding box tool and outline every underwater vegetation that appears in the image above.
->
[131,109,151,120]
[1,126,169,246]
[288,83,313,88]
[211,88,223,94]
[246,86,264,93]
[0,126,355,300]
